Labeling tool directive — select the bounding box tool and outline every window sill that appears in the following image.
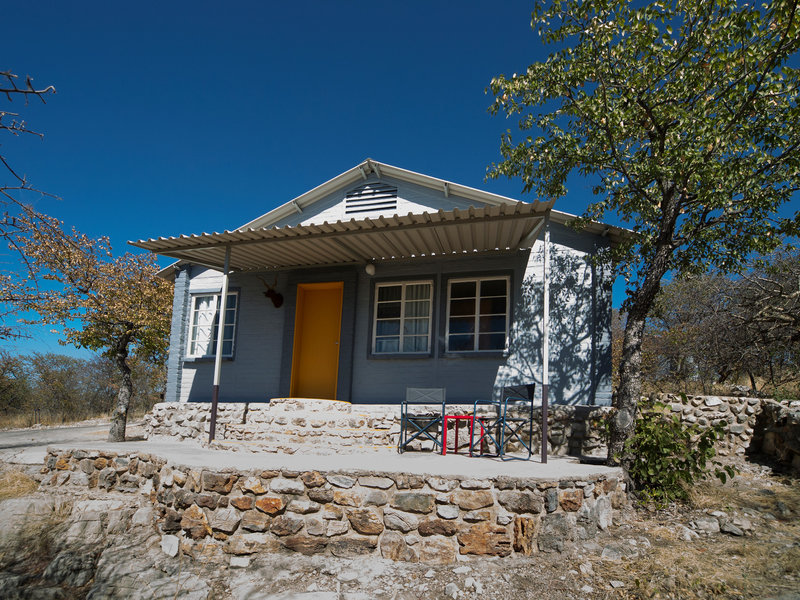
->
[368,353,433,360]
[183,356,235,363]
[441,351,508,359]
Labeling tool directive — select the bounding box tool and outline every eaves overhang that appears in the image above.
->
[132,202,556,273]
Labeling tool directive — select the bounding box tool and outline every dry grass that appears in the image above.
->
[0,469,39,500]
[594,469,800,599]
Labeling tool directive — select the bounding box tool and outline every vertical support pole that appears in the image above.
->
[541,214,550,464]
[209,245,231,444]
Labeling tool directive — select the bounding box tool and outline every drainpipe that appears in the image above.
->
[209,245,231,443]
[541,214,550,464]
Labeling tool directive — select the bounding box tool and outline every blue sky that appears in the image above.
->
[5,0,575,356]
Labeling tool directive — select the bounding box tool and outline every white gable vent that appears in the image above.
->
[345,183,398,215]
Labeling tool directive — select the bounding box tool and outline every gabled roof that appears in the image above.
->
[134,159,631,277]
[238,158,521,231]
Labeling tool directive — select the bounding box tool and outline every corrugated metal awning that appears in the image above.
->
[130,201,554,272]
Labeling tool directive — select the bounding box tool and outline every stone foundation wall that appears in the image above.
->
[41,448,626,564]
[750,399,800,471]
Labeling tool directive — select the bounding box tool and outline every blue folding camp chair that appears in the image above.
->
[398,388,446,453]
[498,383,536,461]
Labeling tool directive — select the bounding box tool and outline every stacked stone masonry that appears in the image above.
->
[41,448,627,564]
[750,399,800,472]
[144,395,785,458]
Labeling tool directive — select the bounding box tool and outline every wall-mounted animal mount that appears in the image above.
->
[258,276,284,308]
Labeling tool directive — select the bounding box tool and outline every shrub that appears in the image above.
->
[622,395,736,505]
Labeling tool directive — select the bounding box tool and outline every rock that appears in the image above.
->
[131,507,154,527]
[282,534,328,555]
[229,495,254,511]
[180,504,211,540]
[460,479,491,489]
[270,514,304,536]
[721,522,745,536]
[348,508,384,535]
[288,499,321,514]
[97,467,117,490]
[579,562,594,576]
[241,510,270,532]
[196,493,219,509]
[326,520,350,537]
[384,508,419,532]
[327,474,356,488]
[299,471,326,488]
[545,489,559,513]
[358,476,394,489]
[363,490,388,506]
[418,519,458,537]
[451,490,494,511]
[239,476,266,494]
[210,507,241,534]
[333,490,363,507]
[498,491,543,514]
[601,545,623,560]
[445,582,459,599]
[437,504,459,520]
[391,492,436,514]
[308,488,334,504]
[610,580,625,588]
[321,505,344,520]
[693,517,721,533]
[270,478,305,495]
[457,522,512,557]
[513,516,539,555]
[538,513,576,553]
[418,536,457,564]
[303,517,324,536]
[224,533,280,555]
[559,489,583,512]
[427,477,459,492]
[380,531,418,562]
[463,510,491,522]
[161,534,179,557]
[254,496,285,515]
[202,471,237,493]
[174,488,196,509]
[330,536,379,557]
[705,396,723,407]
[677,525,699,541]
[161,508,182,533]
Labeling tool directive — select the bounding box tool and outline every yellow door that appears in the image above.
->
[290,282,343,399]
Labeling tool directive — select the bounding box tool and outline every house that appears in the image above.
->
[132,160,624,408]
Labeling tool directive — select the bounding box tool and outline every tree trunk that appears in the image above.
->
[108,337,133,442]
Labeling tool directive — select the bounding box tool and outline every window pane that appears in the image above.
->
[378,285,402,301]
[478,333,506,350]
[480,296,507,315]
[479,315,507,333]
[481,279,507,297]
[403,336,428,352]
[223,324,235,340]
[404,318,428,336]
[377,302,401,319]
[448,334,474,352]
[225,294,238,309]
[450,298,475,317]
[448,316,475,335]
[450,281,476,298]
[222,340,233,355]
[405,283,431,301]
[376,320,400,336]
[375,338,399,353]
[405,300,430,318]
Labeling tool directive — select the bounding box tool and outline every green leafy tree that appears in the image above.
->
[6,210,172,441]
[488,0,800,466]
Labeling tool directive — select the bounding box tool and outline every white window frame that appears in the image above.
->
[372,280,434,355]
[186,291,239,358]
[445,276,510,353]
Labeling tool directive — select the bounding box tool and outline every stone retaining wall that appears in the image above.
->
[41,448,626,564]
[750,399,800,471]
[143,395,773,458]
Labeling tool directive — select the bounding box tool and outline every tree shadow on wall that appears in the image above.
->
[496,248,612,406]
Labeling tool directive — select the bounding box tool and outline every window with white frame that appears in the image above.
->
[446,277,509,352]
[187,292,238,358]
[373,281,433,354]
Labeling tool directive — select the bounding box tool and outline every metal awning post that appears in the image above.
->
[209,245,231,443]
[541,213,550,464]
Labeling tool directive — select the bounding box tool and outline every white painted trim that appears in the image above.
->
[372,280,434,355]
[186,290,239,359]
